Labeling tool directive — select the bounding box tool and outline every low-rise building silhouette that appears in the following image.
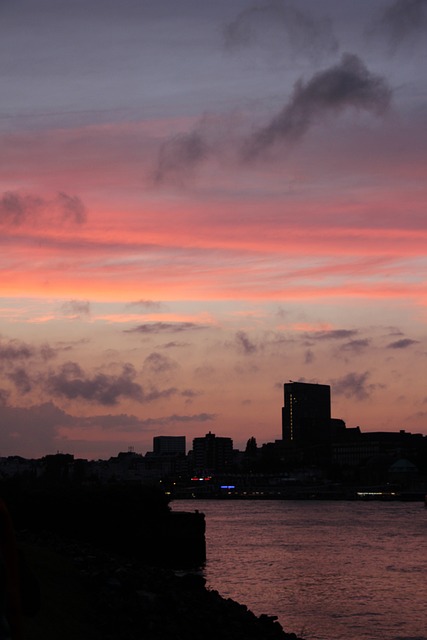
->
[1,380,426,496]
[153,436,186,456]
[192,432,233,474]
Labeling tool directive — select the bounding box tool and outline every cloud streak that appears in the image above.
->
[340,339,371,354]
[245,53,392,157]
[153,131,209,186]
[127,300,164,311]
[125,322,207,335]
[0,191,87,227]
[307,329,359,341]
[387,338,419,349]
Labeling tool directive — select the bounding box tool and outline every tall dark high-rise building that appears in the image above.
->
[282,381,331,446]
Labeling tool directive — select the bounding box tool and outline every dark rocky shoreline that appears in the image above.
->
[20,531,303,640]
[4,483,303,639]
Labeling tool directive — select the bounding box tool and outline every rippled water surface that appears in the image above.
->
[174,499,427,640]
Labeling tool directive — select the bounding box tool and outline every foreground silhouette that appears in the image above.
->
[2,480,302,640]
[0,497,22,640]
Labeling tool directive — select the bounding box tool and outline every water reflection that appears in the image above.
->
[174,500,427,640]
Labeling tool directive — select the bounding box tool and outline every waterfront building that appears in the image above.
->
[153,436,186,456]
[280,381,333,466]
[192,431,233,474]
[282,381,331,446]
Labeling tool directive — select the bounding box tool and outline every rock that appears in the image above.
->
[19,530,304,640]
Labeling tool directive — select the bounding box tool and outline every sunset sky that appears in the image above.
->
[1,0,426,459]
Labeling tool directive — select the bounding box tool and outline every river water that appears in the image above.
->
[173,499,427,640]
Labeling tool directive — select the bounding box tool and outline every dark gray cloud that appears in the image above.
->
[135,412,216,428]
[61,300,91,317]
[0,339,34,362]
[45,362,145,406]
[194,365,215,379]
[0,192,42,225]
[245,53,392,157]
[0,399,161,456]
[235,330,257,354]
[56,192,87,224]
[386,327,405,337]
[267,332,294,347]
[153,131,209,186]
[166,411,214,423]
[143,387,178,403]
[78,410,213,431]
[308,329,358,341]
[0,388,10,405]
[181,389,200,399]
[0,393,214,457]
[304,349,314,364]
[0,401,76,457]
[161,341,190,349]
[127,299,164,310]
[143,352,178,375]
[125,322,206,334]
[341,339,371,353]
[40,344,57,361]
[0,191,87,226]
[0,339,58,397]
[371,0,427,50]
[7,368,32,394]
[387,338,419,349]
[45,361,180,406]
[78,412,149,432]
[0,338,57,367]
[332,371,373,400]
[223,0,338,59]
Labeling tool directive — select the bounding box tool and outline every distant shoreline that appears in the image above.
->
[172,489,426,501]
